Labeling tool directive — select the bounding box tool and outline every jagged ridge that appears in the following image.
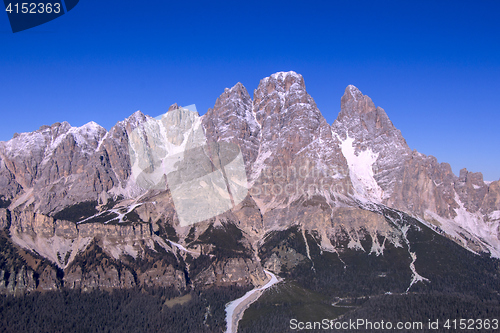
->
[0,71,499,297]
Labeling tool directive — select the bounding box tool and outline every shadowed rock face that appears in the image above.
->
[249,72,352,218]
[0,71,499,295]
[203,82,260,175]
[331,84,499,256]
[0,115,148,216]
[194,257,267,287]
[333,85,412,203]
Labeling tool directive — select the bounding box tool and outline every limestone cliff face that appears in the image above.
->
[202,82,260,174]
[194,257,267,287]
[331,84,499,256]
[0,71,498,296]
[0,112,153,217]
[138,261,186,289]
[0,122,109,215]
[332,85,411,203]
[250,72,351,201]
[63,264,136,290]
[237,72,354,245]
[0,208,9,229]
[0,230,62,295]
[383,149,500,255]
[390,151,458,218]
[2,266,37,296]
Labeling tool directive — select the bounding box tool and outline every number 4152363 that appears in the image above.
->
[6,2,62,14]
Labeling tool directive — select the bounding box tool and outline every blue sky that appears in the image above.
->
[1,1,499,181]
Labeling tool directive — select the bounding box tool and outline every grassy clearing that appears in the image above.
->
[163,293,192,308]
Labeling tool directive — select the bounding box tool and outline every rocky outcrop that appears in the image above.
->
[38,265,62,291]
[4,266,36,295]
[390,151,458,218]
[138,261,186,289]
[455,168,489,213]
[194,257,267,287]
[0,230,63,295]
[76,222,151,239]
[63,264,136,290]
[0,208,9,229]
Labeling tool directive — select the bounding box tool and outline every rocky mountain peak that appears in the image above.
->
[223,82,248,98]
[120,110,148,128]
[215,82,253,118]
[253,71,319,131]
[168,103,180,112]
[1,121,72,157]
[253,71,307,108]
[74,121,107,147]
[458,168,485,184]
[247,72,352,216]
[332,85,411,204]
[45,121,73,137]
[202,82,259,171]
[335,85,403,145]
[333,84,408,146]
[340,85,376,117]
[268,71,305,90]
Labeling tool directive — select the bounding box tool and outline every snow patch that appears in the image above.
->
[168,239,199,255]
[347,231,365,251]
[369,232,386,256]
[400,225,430,292]
[348,85,358,101]
[270,71,301,82]
[338,134,383,202]
[76,203,145,224]
[488,211,500,221]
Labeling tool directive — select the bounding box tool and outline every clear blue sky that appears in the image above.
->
[1,1,499,181]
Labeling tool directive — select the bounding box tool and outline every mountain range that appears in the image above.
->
[0,71,499,332]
